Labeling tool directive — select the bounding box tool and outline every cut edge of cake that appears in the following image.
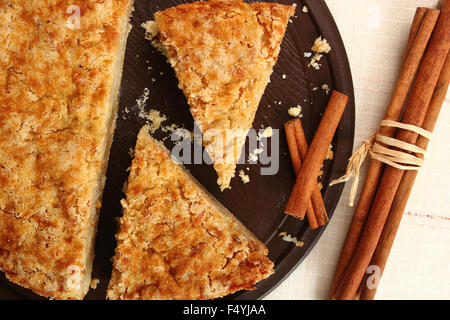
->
[78,1,135,299]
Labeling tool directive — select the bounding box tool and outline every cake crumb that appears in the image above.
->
[249,148,264,162]
[239,170,250,184]
[161,123,180,133]
[319,169,324,178]
[260,127,273,138]
[308,37,331,70]
[143,21,166,56]
[282,74,287,79]
[134,88,168,132]
[312,36,331,54]
[322,84,330,95]
[302,5,308,13]
[288,105,303,117]
[136,87,150,109]
[308,53,323,70]
[325,144,334,160]
[142,20,158,40]
[318,182,323,190]
[172,128,192,144]
[279,232,304,247]
[90,278,100,290]
[147,110,167,133]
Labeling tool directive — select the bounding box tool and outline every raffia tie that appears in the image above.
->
[330,120,433,206]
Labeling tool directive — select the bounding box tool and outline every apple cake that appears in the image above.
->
[0,0,134,299]
[148,0,295,190]
[107,126,274,300]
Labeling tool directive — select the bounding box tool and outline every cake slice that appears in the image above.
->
[149,0,295,190]
[0,0,134,299]
[107,126,274,300]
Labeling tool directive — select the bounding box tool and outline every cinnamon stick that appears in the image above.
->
[329,7,440,298]
[285,121,319,229]
[285,120,303,177]
[334,2,450,300]
[285,91,348,220]
[404,8,429,61]
[291,119,329,226]
[359,54,450,300]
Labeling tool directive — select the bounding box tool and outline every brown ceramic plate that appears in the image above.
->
[0,0,354,300]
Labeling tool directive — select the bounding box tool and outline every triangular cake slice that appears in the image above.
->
[107,126,274,300]
[150,0,295,190]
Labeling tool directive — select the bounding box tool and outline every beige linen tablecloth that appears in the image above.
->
[266,0,450,300]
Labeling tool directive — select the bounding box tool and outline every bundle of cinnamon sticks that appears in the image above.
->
[329,2,450,300]
[284,91,349,230]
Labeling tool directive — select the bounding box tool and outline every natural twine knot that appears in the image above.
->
[330,120,433,206]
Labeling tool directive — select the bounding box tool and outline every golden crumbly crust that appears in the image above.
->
[107,126,274,300]
[153,0,295,190]
[0,0,133,299]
